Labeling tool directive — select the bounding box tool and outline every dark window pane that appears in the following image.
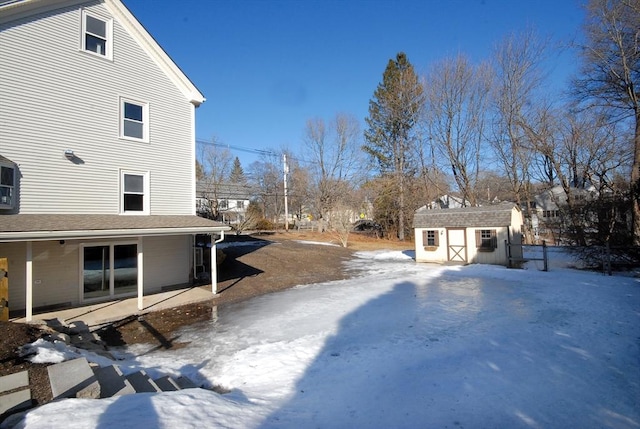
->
[123,120,143,139]
[124,103,143,121]
[0,167,13,186]
[124,174,144,193]
[85,34,106,55]
[83,246,110,297]
[86,15,106,37]
[124,194,143,211]
[114,244,137,292]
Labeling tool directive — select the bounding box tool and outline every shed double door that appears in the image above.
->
[447,228,467,263]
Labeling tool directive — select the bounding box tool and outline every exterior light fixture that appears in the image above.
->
[64,149,74,159]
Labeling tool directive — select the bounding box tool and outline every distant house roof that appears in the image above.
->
[0,214,230,242]
[196,181,255,200]
[413,204,520,228]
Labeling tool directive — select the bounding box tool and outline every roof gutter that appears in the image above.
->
[0,226,231,243]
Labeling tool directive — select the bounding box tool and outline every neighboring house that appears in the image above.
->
[429,194,472,209]
[0,0,230,321]
[413,204,523,266]
[196,181,253,225]
[525,185,596,241]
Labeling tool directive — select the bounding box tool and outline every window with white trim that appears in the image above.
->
[120,98,149,141]
[121,171,149,214]
[0,163,15,209]
[81,10,112,59]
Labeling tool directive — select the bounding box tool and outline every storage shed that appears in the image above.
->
[413,203,523,266]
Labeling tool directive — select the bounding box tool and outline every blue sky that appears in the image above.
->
[124,0,586,168]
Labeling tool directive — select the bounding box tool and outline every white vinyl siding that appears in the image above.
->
[143,235,191,291]
[0,241,80,312]
[0,3,194,215]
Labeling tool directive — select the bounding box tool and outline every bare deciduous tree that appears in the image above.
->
[489,28,549,241]
[574,0,640,244]
[304,113,363,225]
[196,138,232,220]
[423,54,491,206]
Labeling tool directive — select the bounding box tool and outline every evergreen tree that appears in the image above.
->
[364,52,424,240]
[229,157,246,183]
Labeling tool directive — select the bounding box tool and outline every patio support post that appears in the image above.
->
[25,241,33,322]
[137,236,144,311]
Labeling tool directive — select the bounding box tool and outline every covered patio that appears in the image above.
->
[0,214,229,322]
[11,284,215,329]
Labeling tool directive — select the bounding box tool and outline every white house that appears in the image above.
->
[0,0,230,321]
[196,181,253,225]
[413,204,523,266]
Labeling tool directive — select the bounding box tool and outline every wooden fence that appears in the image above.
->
[506,241,548,271]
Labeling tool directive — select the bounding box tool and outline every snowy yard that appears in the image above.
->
[7,247,640,429]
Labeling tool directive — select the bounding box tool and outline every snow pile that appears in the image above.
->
[5,249,639,429]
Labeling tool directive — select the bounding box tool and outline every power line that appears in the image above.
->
[195,138,311,165]
[195,139,275,157]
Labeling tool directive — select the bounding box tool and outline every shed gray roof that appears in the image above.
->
[413,204,519,228]
[0,214,230,242]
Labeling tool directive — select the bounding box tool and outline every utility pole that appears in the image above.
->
[283,154,289,231]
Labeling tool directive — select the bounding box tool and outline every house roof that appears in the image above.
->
[0,0,205,106]
[413,204,520,228]
[0,214,230,242]
[0,154,14,165]
[196,181,255,200]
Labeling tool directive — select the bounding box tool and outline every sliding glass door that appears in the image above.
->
[83,243,137,301]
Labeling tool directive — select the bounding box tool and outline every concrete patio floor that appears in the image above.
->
[11,286,216,330]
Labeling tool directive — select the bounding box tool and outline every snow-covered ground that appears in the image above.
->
[5,247,639,429]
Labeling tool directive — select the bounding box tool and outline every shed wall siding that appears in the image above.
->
[414,228,448,263]
[0,2,194,215]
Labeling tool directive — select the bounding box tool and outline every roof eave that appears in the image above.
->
[0,225,231,242]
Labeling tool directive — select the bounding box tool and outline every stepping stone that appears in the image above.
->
[47,357,100,399]
[93,366,135,398]
[125,371,161,393]
[67,321,90,334]
[0,390,31,417]
[175,376,198,389]
[153,376,180,392]
[0,371,29,394]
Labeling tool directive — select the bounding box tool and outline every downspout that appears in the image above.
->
[211,230,225,294]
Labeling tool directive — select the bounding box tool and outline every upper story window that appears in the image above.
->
[81,10,113,59]
[236,200,245,210]
[121,171,149,214]
[0,163,15,210]
[120,98,149,142]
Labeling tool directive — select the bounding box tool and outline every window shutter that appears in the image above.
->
[475,230,481,248]
[422,230,428,246]
[434,231,439,247]
[491,229,497,248]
